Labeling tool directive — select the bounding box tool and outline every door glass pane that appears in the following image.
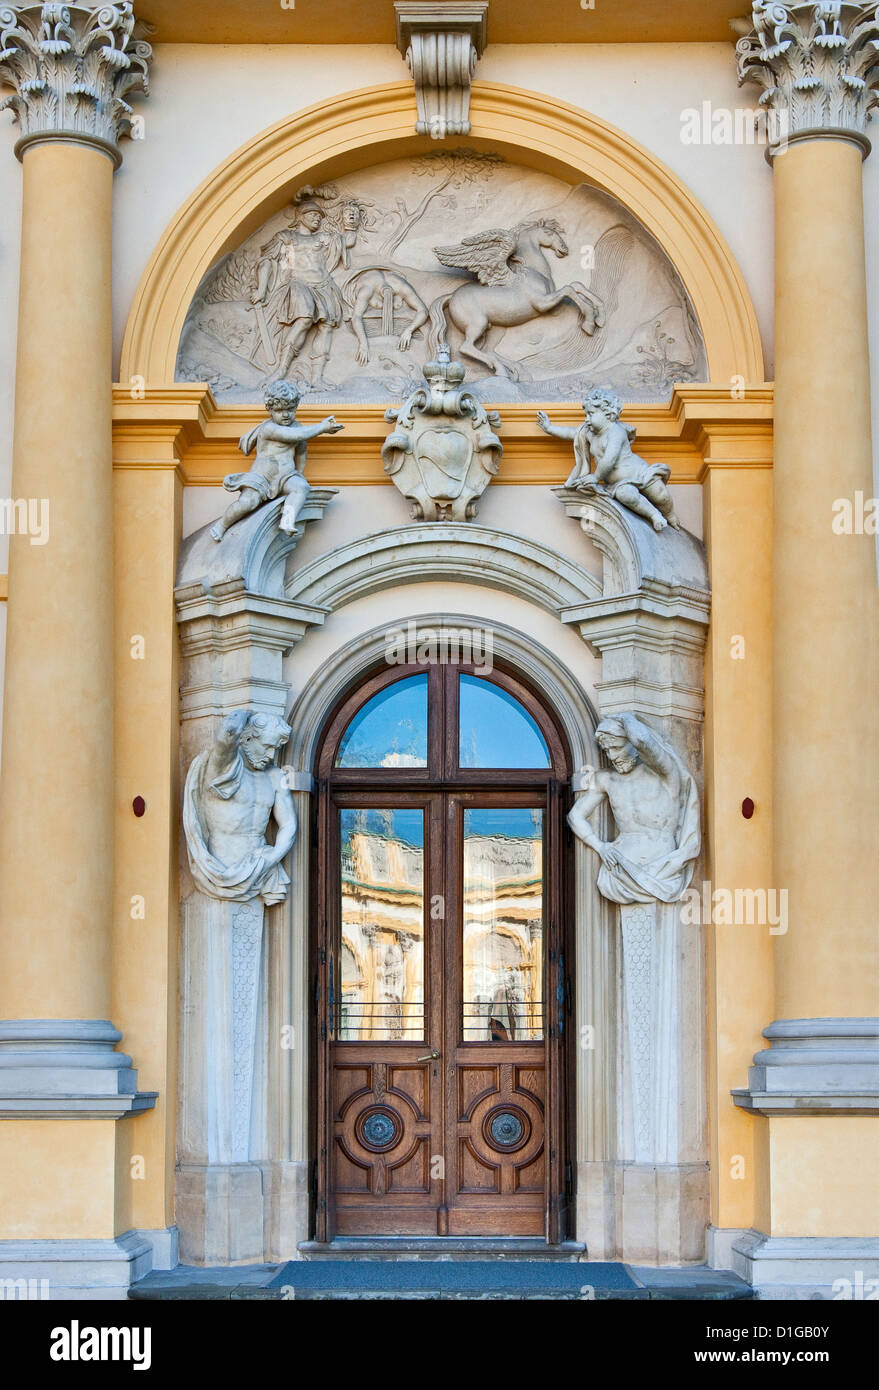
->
[459,675,550,769]
[462,808,544,1041]
[339,808,425,1041]
[336,674,428,768]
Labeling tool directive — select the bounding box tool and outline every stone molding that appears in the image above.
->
[0,1229,173,1299]
[286,521,602,614]
[733,1017,879,1114]
[395,2,487,138]
[730,1230,879,1299]
[0,2,152,167]
[553,487,711,722]
[734,1,879,155]
[111,386,775,488]
[0,1019,157,1118]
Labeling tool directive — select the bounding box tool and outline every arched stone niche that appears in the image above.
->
[174,486,711,1266]
[120,82,764,388]
[173,150,708,408]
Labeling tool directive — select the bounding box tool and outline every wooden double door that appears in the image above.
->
[313,662,571,1241]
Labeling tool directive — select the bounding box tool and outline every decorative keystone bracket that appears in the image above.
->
[394,2,488,139]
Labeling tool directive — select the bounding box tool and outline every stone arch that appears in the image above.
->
[283,612,603,775]
[284,522,602,614]
[121,80,764,386]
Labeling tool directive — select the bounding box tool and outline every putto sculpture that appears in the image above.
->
[567,712,699,905]
[210,379,342,542]
[539,387,682,532]
[183,709,297,905]
[382,347,502,521]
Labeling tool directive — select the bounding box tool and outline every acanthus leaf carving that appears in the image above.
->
[0,2,152,163]
[733,1,879,149]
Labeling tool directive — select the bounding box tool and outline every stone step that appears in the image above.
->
[298,1237,588,1262]
[129,1259,754,1301]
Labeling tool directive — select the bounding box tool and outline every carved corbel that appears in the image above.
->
[394,2,488,139]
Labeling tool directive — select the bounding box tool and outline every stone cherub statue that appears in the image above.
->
[210,379,343,542]
[183,709,297,905]
[538,387,682,532]
[568,712,699,905]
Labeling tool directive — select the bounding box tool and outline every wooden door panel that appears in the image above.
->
[332,1056,440,1233]
[447,1056,545,1231]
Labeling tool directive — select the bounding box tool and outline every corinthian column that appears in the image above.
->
[0,4,154,1297]
[729,3,879,1297]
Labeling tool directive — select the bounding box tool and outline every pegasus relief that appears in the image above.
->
[427,217,606,379]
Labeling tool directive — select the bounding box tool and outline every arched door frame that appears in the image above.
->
[312,656,573,1242]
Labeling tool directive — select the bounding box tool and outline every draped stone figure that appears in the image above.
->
[181,710,297,1184]
[183,709,297,903]
[568,712,701,1166]
[539,388,683,532]
[567,712,700,905]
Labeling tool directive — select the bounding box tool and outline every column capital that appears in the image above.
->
[733,2,879,156]
[0,2,152,167]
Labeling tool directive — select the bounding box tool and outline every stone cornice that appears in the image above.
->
[733,2,879,155]
[112,384,774,487]
[0,2,152,166]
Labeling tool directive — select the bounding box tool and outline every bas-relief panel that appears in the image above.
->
[175,151,707,406]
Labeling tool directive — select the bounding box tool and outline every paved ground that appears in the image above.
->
[129,1259,754,1301]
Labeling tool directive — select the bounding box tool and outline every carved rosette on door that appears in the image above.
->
[335,1063,434,1206]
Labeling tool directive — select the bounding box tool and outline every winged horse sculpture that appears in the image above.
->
[427,218,605,380]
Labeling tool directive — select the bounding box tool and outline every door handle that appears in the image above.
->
[417,1049,441,1061]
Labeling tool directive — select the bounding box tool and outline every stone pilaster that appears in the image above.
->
[725,2,879,1297]
[0,1,155,1299]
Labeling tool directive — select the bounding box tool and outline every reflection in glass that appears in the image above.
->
[339,809,425,1041]
[336,674,428,768]
[459,675,550,769]
[462,808,544,1041]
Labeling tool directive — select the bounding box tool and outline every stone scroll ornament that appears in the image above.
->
[381,346,502,521]
[210,378,343,543]
[539,387,682,532]
[567,713,701,1163]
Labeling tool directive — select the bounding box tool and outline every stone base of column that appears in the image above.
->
[0,1227,177,1301]
[729,1231,879,1301]
[176,1163,265,1266]
[261,1160,310,1262]
[0,1020,156,1114]
[576,1159,709,1264]
[733,1018,879,1113]
[176,1160,310,1265]
[706,1224,752,1273]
